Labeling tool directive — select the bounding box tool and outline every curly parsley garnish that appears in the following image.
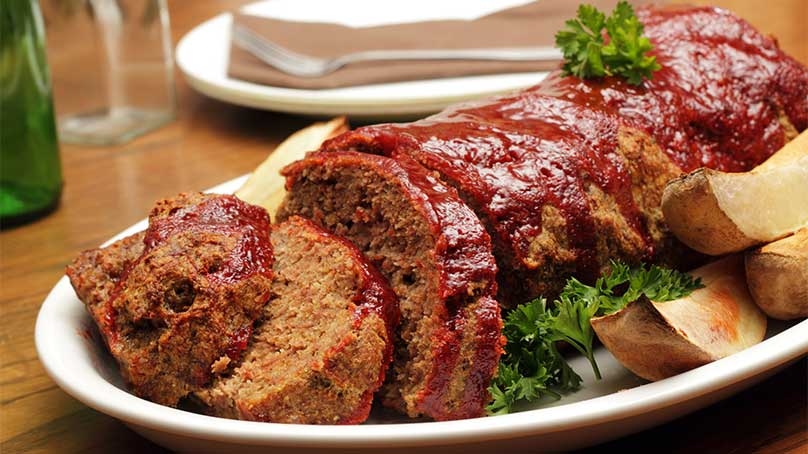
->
[487,261,702,415]
[554,1,661,85]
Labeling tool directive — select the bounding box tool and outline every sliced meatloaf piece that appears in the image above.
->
[66,193,274,406]
[194,215,399,424]
[317,5,808,306]
[278,151,504,421]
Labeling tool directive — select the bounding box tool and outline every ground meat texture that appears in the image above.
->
[194,216,399,424]
[66,193,274,406]
[67,232,146,315]
[318,6,808,306]
[278,151,504,421]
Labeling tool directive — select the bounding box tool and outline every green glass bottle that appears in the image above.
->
[0,0,62,228]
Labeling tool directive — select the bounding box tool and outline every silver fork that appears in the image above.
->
[232,24,562,78]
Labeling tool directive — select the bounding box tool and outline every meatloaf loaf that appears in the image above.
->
[194,215,399,424]
[278,151,504,421]
[317,5,808,305]
[66,193,275,406]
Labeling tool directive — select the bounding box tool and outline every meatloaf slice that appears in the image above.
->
[66,193,274,406]
[194,216,398,424]
[277,151,504,421]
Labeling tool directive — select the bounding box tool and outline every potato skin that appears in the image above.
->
[236,117,349,221]
[590,296,714,381]
[591,255,766,381]
[661,168,754,255]
[745,228,808,320]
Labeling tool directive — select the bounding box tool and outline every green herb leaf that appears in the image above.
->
[547,292,602,379]
[555,1,661,85]
[487,261,702,415]
[486,297,581,415]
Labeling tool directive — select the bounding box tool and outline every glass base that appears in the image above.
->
[58,107,174,146]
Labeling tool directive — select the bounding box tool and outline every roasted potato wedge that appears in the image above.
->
[661,130,808,255]
[591,255,766,381]
[236,117,348,221]
[745,228,808,320]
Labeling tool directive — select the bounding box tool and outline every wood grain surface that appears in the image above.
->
[1,1,805,452]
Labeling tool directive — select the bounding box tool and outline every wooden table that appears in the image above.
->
[2,1,805,452]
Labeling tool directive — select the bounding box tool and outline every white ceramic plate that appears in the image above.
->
[174,0,550,121]
[36,175,808,453]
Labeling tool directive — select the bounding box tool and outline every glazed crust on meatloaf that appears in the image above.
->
[278,151,504,421]
[317,6,808,306]
[195,216,399,424]
[66,193,274,406]
[320,100,685,304]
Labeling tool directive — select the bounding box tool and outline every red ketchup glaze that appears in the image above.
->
[143,195,274,284]
[352,260,400,389]
[417,308,464,420]
[464,296,505,414]
[419,295,503,420]
[321,96,641,280]
[102,195,274,372]
[101,308,118,345]
[224,324,254,362]
[320,6,808,283]
[391,152,500,299]
[536,6,808,172]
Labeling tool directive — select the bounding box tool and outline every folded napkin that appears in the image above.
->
[228,0,627,89]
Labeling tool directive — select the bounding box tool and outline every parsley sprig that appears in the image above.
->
[487,297,582,415]
[555,1,661,85]
[487,261,702,415]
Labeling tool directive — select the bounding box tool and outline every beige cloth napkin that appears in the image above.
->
[227,0,627,89]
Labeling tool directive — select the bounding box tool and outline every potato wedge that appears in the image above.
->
[745,228,808,320]
[590,255,766,381]
[661,130,808,255]
[236,117,348,221]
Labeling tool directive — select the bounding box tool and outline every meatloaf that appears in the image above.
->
[317,5,808,305]
[278,151,504,421]
[194,216,399,424]
[66,193,274,406]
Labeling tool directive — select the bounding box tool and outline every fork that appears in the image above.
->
[232,24,562,78]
